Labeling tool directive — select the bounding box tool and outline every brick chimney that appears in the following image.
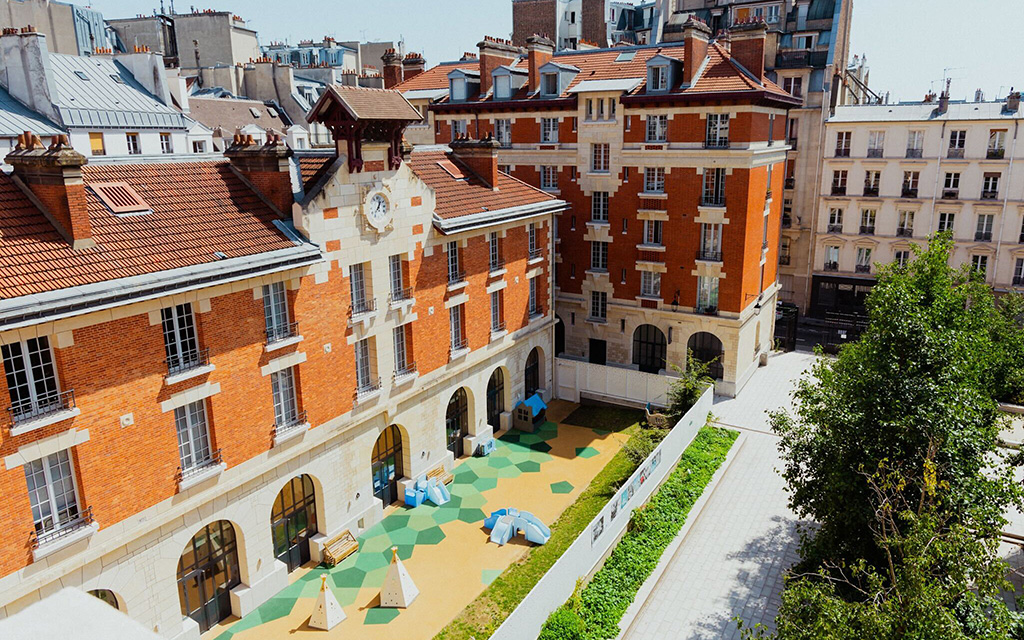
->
[450,136,501,191]
[477,36,520,96]
[224,130,295,214]
[6,133,94,250]
[728,19,767,81]
[381,48,403,89]
[402,52,426,82]
[1008,89,1021,113]
[681,17,712,86]
[937,78,951,115]
[526,34,554,95]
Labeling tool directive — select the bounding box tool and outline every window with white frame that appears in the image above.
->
[828,208,843,229]
[494,75,511,100]
[835,131,851,156]
[907,130,924,154]
[867,130,885,155]
[489,232,501,270]
[447,241,461,283]
[271,367,300,428]
[2,336,62,422]
[856,247,872,268]
[591,191,609,222]
[542,72,558,96]
[831,169,848,193]
[650,65,668,91]
[541,118,559,143]
[591,241,608,271]
[697,276,719,312]
[529,277,540,316]
[971,254,989,274]
[976,214,994,240]
[894,250,910,267]
[452,119,469,141]
[389,255,405,300]
[449,305,466,352]
[24,450,80,537]
[355,338,374,390]
[949,130,966,154]
[495,119,511,147]
[783,76,803,98]
[860,209,876,232]
[590,290,607,320]
[647,114,668,142]
[591,143,610,173]
[703,168,725,204]
[160,133,173,154]
[898,210,914,233]
[706,113,730,147]
[643,219,663,245]
[864,170,880,192]
[393,325,411,372]
[451,77,467,101]
[349,262,371,314]
[641,271,661,298]
[825,245,840,266]
[644,167,665,193]
[263,282,291,342]
[701,223,722,256]
[528,222,538,256]
[903,171,920,192]
[989,129,1007,154]
[983,173,1001,196]
[490,290,503,332]
[162,303,201,374]
[944,172,961,190]
[541,165,558,190]
[938,212,955,233]
[193,140,207,153]
[174,400,213,471]
[126,132,141,155]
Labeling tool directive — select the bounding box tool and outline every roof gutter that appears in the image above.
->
[0,244,324,332]
[620,89,803,108]
[433,200,568,234]
[430,96,578,114]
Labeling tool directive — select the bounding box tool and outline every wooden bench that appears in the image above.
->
[322,530,358,567]
[427,465,453,486]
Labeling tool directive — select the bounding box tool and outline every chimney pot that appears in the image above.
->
[726,19,767,81]
[682,17,712,85]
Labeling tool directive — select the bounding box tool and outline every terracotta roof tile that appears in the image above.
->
[393,61,479,92]
[0,161,296,301]
[297,155,335,192]
[407,150,557,221]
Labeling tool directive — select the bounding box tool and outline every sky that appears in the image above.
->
[89,0,1021,103]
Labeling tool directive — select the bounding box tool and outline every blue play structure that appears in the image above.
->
[512,394,547,433]
[483,508,551,546]
[475,437,496,457]
[403,476,451,507]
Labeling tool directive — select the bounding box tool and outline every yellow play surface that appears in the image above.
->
[208,400,629,640]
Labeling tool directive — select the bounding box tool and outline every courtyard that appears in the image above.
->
[206,400,631,639]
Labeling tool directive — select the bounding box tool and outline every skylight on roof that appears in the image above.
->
[267,106,278,117]
[249,107,262,118]
[615,51,636,62]
[110,74,125,84]
[437,159,467,180]
[91,182,150,214]
[74,70,90,81]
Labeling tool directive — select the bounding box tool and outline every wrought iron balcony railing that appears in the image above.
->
[349,297,376,318]
[176,449,223,484]
[7,389,75,426]
[31,506,93,550]
[824,261,839,272]
[697,249,723,262]
[266,321,299,345]
[166,348,210,376]
[388,287,413,305]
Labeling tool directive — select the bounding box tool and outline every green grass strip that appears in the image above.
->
[539,426,739,640]
[434,406,644,640]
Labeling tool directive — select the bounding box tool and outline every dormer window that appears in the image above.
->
[495,75,511,100]
[650,66,668,92]
[542,73,559,97]
[451,77,467,102]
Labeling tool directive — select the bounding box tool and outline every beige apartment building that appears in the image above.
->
[810,92,1024,317]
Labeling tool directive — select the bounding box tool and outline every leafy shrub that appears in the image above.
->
[665,350,715,423]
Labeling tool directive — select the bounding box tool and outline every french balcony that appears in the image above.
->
[696,305,718,316]
[393,361,418,384]
[349,297,376,321]
[834,148,851,158]
[704,138,730,149]
[855,264,871,274]
[265,321,300,348]
[785,177,796,189]
[166,348,210,377]
[787,139,798,151]
[355,377,382,402]
[488,257,506,274]
[942,189,959,200]
[529,306,544,320]
[867,148,884,158]
[896,227,914,237]
[831,186,847,196]
[905,148,923,158]
[388,287,414,307]
[273,410,308,445]
[981,190,999,200]
[948,148,965,159]
[863,187,879,197]
[447,270,467,287]
[975,231,993,242]
[988,148,1006,160]
[176,448,224,490]
[31,506,95,558]
[697,249,722,262]
[859,225,875,235]
[528,248,544,261]
[779,254,791,265]
[901,187,919,198]
[823,261,839,272]
[827,224,843,233]
[701,195,726,207]
[490,321,507,340]
[7,389,77,432]
[449,336,470,360]
[1014,275,1024,286]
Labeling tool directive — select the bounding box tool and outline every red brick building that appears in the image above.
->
[422,19,798,395]
[0,86,562,637]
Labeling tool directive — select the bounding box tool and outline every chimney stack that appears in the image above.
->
[937,78,951,115]
[381,48,403,89]
[681,17,711,86]
[525,34,554,94]
[402,52,426,82]
[0,26,60,124]
[224,131,295,214]
[450,135,501,191]
[1007,89,1020,113]
[477,36,520,96]
[728,19,767,81]
[6,133,94,250]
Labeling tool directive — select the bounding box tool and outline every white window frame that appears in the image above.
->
[591,143,610,173]
[490,290,503,332]
[938,212,955,233]
[161,303,200,372]
[2,337,61,421]
[449,305,465,350]
[706,113,730,146]
[647,114,668,142]
[25,449,81,536]
[972,254,989,274]
[540,117,559,143]
[389,255,404,299]
[529,277,540,316]
[591,191,609,222]
[541,72,558,97]
[393,325,409,371]
[590,290,608,320]
[271,367,299,427]
[697,276,719,312]
[451,77,467,102]
[650,65,668,91]
[263,282,290,342]
[495,119,512,147]
[447,241,461,282]
[644,167,665,193]
[126,132,141,155]
[355,338,373,389]
[643,219,663,245]
[641,271,661,298]
[541,165,558,190]
[451,119,467,141]
[591,241,609,271]
[174,400,213,471]
[159,133,173,154]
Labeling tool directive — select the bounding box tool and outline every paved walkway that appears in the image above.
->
[622,351,817,640]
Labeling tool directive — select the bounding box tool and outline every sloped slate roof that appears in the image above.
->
[308,84,422,123]
[0,161,301,300]
[187,97,291,136]
[0,86,63,137]
[49,54,190,130]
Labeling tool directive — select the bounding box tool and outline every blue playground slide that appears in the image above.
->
[517,510,551,545]
[425,478,450,506]
[489,516,514,545]
[483,508,550,546]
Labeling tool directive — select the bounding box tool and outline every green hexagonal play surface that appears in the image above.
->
[550,480,574,494]
[574,446,600,458]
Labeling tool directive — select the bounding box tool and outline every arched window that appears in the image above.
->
[525,347,540,397]
[632,324,667,374]
[555,315,566,356]
[177,520,241,633]
[687,332,724,380]
[446,388,469,458]
[271,475,318,572]
[88,589,119,610]
[371,426,404,506]
[486,369,504,429]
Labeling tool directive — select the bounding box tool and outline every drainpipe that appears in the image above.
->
[927,122,946,235]
[994,119,1019,284]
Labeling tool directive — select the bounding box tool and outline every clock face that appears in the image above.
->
[365,193,392,230]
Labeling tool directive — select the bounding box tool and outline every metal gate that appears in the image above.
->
[775,303,799,352]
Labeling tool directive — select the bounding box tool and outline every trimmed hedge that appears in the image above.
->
[539,426,738,640]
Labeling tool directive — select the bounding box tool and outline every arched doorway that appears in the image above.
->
[555,315,566,356]
[632,325,667,374]
[372,426,404,507]
[486,369,504,430]
[271,475,318,572]
[177,520,241,633]
[446,388,469,458]
[525,347,540,397]
[687,332,725,380]
[89,589,119,610]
